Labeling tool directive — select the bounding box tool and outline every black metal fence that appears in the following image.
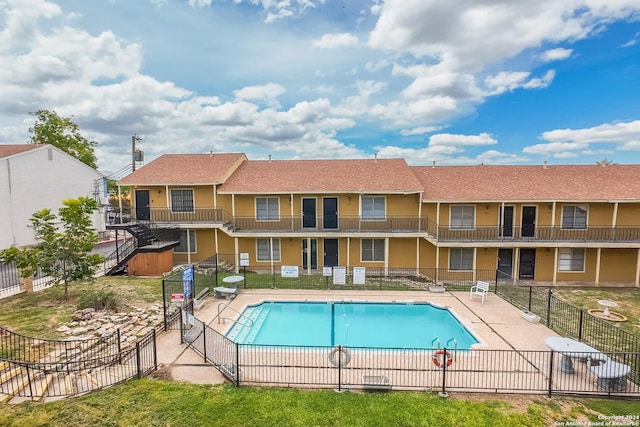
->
[179,308,640,397]
[495,272,640,386]
[197,255,497,291]
[0,327,157,400]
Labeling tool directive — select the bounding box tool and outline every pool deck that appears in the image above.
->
[157,289,559,385]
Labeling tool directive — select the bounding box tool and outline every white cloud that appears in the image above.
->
[622,32,640,48]
[312,33,358,49]
[541,48,573,62]
[523,120,640,158]
[375,132,502,165]
[540,120,640,144]
[400,126,441,136]
[429,132,497,146]
[523,141,589,156]
[234,83,286,102]
[485,70,555,95]
[365,59,391,73]
[188,0,213,7]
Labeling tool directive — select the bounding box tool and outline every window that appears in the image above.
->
[449,248,473,271]
[558,248,584,272]
[257,238,280,261]
[450,206,475,229]
[171,189,194,212]
[174,230,196,253]
[362,239,385,262]
[256,197,279,220]
[562,205,587,229]
[361,196,385,220]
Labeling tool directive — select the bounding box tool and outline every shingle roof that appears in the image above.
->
[118,153,247,185]
[0,144,41,159]
[218,158,423,193]
[412,165,640,201]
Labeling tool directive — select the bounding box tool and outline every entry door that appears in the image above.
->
[499,206,514,237]
[302,239,318,269]
[521,206,536,237]
[497,249,513,279]
[323,197,338,229]
[323,239,338,267]
[135,190,150,221]
[519,249,536,279]
[302,198,317,229]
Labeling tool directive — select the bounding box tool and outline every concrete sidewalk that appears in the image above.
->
[153,288,560,386]
[155,329,226,385]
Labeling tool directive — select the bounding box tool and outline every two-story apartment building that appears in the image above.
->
[412,164,640,285]
[116,154,640,285]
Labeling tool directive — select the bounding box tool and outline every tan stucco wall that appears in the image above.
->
[599,249,639,282]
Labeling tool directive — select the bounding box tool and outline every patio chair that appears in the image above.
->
[469,281,490,304]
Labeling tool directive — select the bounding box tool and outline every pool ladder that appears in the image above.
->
[217,302,254,328]
[431,337,458,360]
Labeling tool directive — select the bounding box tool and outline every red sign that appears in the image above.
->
[171,293,185,302]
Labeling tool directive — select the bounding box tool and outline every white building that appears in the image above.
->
[0,144,107,249]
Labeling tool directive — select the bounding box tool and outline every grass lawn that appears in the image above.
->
[0,276,163,338]
[0,379,638,427]
[552,287,640,336]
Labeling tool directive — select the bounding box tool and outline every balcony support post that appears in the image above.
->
[635,249,640,287]
[552,248,558,285]
[595,248,601,285]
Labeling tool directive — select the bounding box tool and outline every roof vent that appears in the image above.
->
[209,151,214,157]
[374,153,378,162]
[432,161,436,168]
[543,160,548,169]
[268,154,272,162]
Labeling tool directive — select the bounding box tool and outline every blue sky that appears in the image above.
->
[1,0,639,175]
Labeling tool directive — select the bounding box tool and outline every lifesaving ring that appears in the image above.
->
[432,350,453,368]
[328,346,351,367]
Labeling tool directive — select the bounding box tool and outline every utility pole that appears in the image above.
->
[132,135,142,171]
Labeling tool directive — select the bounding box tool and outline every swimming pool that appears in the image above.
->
[226,301,479,349]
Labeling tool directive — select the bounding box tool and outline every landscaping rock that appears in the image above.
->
[71,327,88,336]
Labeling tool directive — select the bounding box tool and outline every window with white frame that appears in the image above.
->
[362,239,385,262]
[361,196,385,220]
[558,248,585,272]
[171,189,194,212]
[561,205,587,229]
[257,238,281,261]
[449,248,474,270]
[450,205,475,229]
[174,230,196,253]
[256,197,279,220]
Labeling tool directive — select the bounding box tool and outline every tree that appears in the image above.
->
[0,197,104,298]
[29,109,98,169]
[595,158,617,167]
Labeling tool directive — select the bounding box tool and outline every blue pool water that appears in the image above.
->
[226,301,478,349]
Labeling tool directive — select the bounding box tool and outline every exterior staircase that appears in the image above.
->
[104,221,180,275]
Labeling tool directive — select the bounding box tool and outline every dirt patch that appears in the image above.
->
[148,365,174,381]
[448,391,538,413]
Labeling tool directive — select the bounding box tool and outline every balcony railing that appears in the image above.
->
[107,208,640,242]
[232,216,435,233]
[437,225,640,242]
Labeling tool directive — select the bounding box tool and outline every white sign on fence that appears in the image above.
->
[240,253,250,267]
[353,266,366,285]
[333,266,346,285]
[281,265,299,278]
[322,266,332,277]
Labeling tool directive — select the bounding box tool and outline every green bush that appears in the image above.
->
[77,290,121,311]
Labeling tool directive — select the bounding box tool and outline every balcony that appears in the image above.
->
[231,216,434,234]
[436,226,640,243]
[106,208,640,242]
